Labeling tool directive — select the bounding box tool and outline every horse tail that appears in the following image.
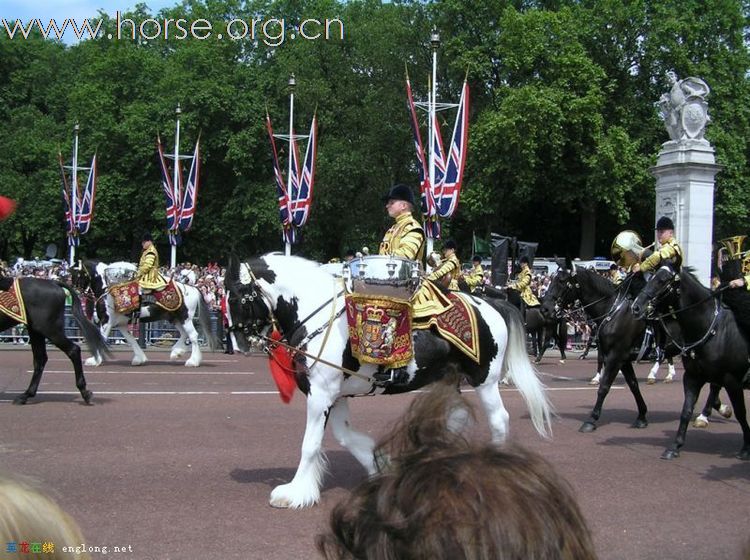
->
[60,282,112,360]
[195,293,220,352]
[495,300,554,438]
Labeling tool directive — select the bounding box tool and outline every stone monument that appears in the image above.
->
[650,71,722,286]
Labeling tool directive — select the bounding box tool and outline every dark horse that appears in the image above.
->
[632,266,750,459]
[540,267,657,431]
[500,287,568,363]
[0,276,110,404]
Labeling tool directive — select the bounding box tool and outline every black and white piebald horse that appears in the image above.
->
[224,254,553,508]
[72,260,218,367]
[0,276,110,404]
[632,266,750,459]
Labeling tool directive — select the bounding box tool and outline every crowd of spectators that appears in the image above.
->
[1,254,622,351]
[0,258,227,314]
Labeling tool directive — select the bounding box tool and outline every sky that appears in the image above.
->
[3,0,181,42]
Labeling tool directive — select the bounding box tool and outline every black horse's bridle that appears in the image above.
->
[636,266,725,356]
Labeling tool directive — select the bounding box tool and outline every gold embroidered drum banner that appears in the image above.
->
[345,294,413,368]
[109,281,139,314]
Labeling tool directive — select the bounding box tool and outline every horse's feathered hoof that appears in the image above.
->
[663,375,674,383]
[269,497,292,509]
[631,418,648,429]
[736,449,750,460]
[661,449,679,460]
[646,377,656,385]
[82,390,93,405]
[719,404,733,419]
[578,354,587,360]
[579,422,597,433]
[269,484,319,509]
[12,395,28,405]
[588,376,600,386]
[693,415,709,428]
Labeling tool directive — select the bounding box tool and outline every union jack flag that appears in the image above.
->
[266,112,294,245]
[179,137,200,232]
[437,80,469,218]
[291,114,317,228]
[77,153,97,235]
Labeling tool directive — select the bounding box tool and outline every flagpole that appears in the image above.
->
[285,74,295,256]
[171,104,181,269]
[427,30,440,258]
[67,123,80,265]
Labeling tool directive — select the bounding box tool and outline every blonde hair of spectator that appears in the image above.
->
[0,471,90,560]
[317,375,596,560]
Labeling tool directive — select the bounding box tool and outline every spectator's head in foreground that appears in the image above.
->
[317,377,596,560]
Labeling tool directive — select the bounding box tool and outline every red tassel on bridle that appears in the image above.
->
[268,327,297,403]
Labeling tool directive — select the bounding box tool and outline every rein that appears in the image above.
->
[552,277,611,324]
[260,332,375,383]
[645,277,729,356]
[658,297,721,356]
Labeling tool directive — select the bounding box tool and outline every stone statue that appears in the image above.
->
[656,71,711,142]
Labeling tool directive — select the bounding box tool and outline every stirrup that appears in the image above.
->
[373,367,409,387]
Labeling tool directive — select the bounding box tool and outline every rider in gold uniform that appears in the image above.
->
[463,255,485,293]
[509,257,539,306]
[426,239,461,290]
[633,216,683,273]
[136,232,166,317]
[378,185,452,320]
[379,184,425,261]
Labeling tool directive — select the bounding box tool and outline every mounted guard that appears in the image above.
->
[345,184,482,387]
[105,232,184,319]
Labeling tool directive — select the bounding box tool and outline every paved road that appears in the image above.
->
[0,348,748,560]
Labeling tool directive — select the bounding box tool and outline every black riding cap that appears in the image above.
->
[382,184,415,206]
[142,232,153,242]
[443,239,457,250]
[656,216,675,231]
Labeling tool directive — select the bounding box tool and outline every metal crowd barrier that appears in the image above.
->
[0,307,224,349]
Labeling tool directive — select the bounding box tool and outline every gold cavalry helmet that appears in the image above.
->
[611,230,646,268]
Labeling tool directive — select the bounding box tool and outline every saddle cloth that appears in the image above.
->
[109,280,183,314]
[0,278,27,324]
[413,292,480,364]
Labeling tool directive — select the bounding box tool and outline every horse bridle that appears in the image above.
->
[637,266,724,356]
[226,262,346,346]
[225,268,277,339]
[634,266,679,320]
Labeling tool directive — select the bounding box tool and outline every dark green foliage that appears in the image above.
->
[0,0,747,263]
